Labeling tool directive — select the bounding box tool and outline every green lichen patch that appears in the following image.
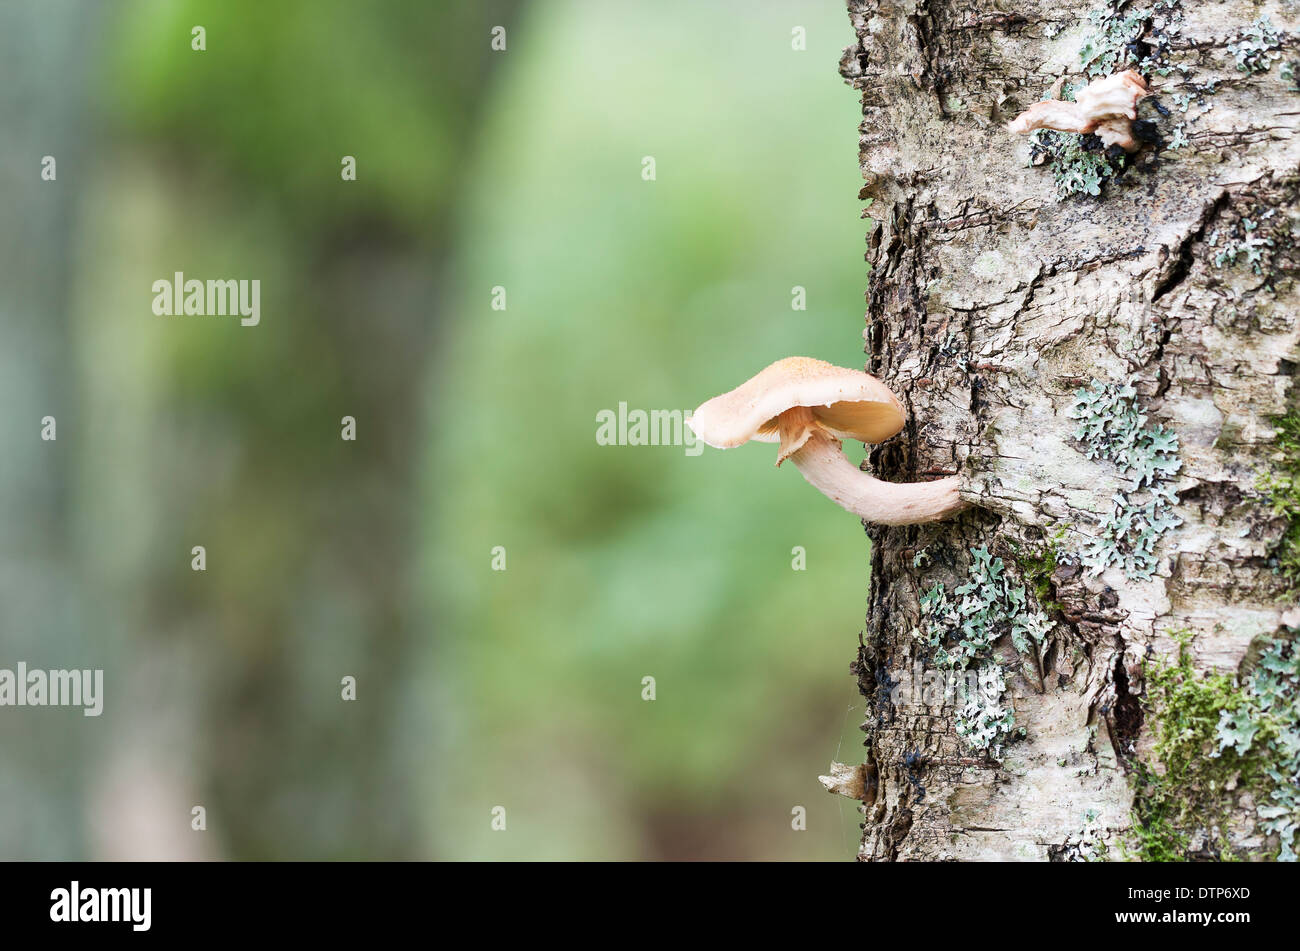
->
[1163,80,1219,151]
[1058,808,1112,862]
[1207,195,1296,293]
[1283,60,1300,92]
[1028,129,1129,200]
[1077,5,1146,77]
[953,664,1016,757]
[1258,407,1300,591]
[915,547,1052,758]
[1130,631,1300,861]
[1227,16,1283,75]
[1070,381,1183,580]
[1079,8,1147,77]
[1218,636,1300,859]
[1078,2,1185,78]
[1210,213,1278,275]
[919,547,1054,666]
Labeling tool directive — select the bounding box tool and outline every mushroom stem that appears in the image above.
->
[788,427,966,526]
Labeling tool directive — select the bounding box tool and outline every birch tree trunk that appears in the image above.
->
[837,0,1300,861]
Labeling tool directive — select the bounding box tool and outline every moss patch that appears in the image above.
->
[1014,530,1068,615]
[1129,630,1300,861]
[1259,407,1300,591]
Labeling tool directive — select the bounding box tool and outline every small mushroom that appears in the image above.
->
[686,357,966,526]
[1007,70,1150,152]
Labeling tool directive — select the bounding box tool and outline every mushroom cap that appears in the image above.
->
[687,357,906,450]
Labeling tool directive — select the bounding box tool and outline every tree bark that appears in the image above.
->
[837,0,1299,860]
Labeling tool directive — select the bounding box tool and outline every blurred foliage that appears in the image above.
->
[86,0,517,858]
[425,1,872,859]
[6,0,869,860]
[110,0,489,236]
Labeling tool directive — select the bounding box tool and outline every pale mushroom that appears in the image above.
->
[686,357,966,526]
[1007,69,1150,152]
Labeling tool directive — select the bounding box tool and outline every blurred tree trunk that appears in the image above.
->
[837,0,1298,860]
[77,1,520,859]
[0,2,96,858]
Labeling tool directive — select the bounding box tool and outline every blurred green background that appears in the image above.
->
[1,0,873,860]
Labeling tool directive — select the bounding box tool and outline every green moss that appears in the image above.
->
[1013,530,1067,615]
[1258,408,1300,591]
[1129,632,1240,860]
[1126,765,1194,861]
[1129,630,1300,861]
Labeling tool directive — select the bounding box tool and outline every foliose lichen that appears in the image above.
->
[1213,636,1300,860]
[1164,80,1218,151]
[1059,808,1112,862]
[1079,3,1182,78]
[1069,381,1182,580]
[1210,213,1278,274]
[915,547,1052,758]
[1227,16,1283,75]
[1028,129,1126,200]
[1283,60,1300,92]
[952,664,1016,757]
